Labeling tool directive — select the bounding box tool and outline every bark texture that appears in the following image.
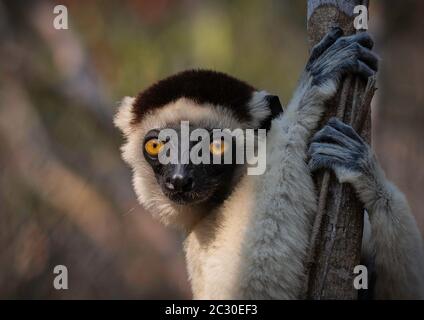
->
[305,0,377,299]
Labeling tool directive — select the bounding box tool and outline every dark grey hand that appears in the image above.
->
[308,117,375,185]
[306,28,379,87]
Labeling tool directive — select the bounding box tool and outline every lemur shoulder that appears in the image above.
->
[115,28,424,299]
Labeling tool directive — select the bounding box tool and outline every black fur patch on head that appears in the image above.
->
[259,95,283,131]
[132,69,256,124]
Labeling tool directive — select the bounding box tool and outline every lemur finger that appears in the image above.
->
[311,125,362,150]
[341,32,374,50]
[337,52,376,80]
[309,142,351,161]
[308,154,343,172]
[309,27,344,65]
[356,60,376,80]
[358,46,379,71]
[327,117,364,144]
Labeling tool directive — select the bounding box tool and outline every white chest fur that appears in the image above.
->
[183,177,254,299]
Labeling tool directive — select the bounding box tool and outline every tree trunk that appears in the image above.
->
[305,0,377,299]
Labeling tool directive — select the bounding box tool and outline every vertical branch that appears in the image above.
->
[305,0,377,299]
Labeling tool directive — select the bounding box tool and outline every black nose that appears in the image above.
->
[165,174,194,192]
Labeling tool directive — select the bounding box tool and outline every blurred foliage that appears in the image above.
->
[66,0,308,100]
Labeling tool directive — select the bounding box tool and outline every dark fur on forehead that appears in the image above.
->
[132,69,256,124]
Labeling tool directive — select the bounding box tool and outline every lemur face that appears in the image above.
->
[142,125,242,206]
[115,70,282,228]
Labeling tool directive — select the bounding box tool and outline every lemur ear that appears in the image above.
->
[114,96,136,136]
[256,94,284,130]
[266,95,284,119]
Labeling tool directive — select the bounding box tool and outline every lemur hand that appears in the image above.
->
[306,28,378,98]
[308,118,386,208]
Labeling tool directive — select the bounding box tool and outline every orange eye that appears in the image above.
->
[145,138,164,157]
[210,140,228,156]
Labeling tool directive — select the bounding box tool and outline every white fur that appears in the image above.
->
[184,176,254,298]
[247,90,272,128]
[114,96,136,136]
[230,72,331,299]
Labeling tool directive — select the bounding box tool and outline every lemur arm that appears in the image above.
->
[309,118,424,299]
[236,28,378,299]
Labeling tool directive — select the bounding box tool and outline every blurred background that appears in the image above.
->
[0,0,423,299]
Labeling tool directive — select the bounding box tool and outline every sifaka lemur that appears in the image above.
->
[115,28,424,299]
